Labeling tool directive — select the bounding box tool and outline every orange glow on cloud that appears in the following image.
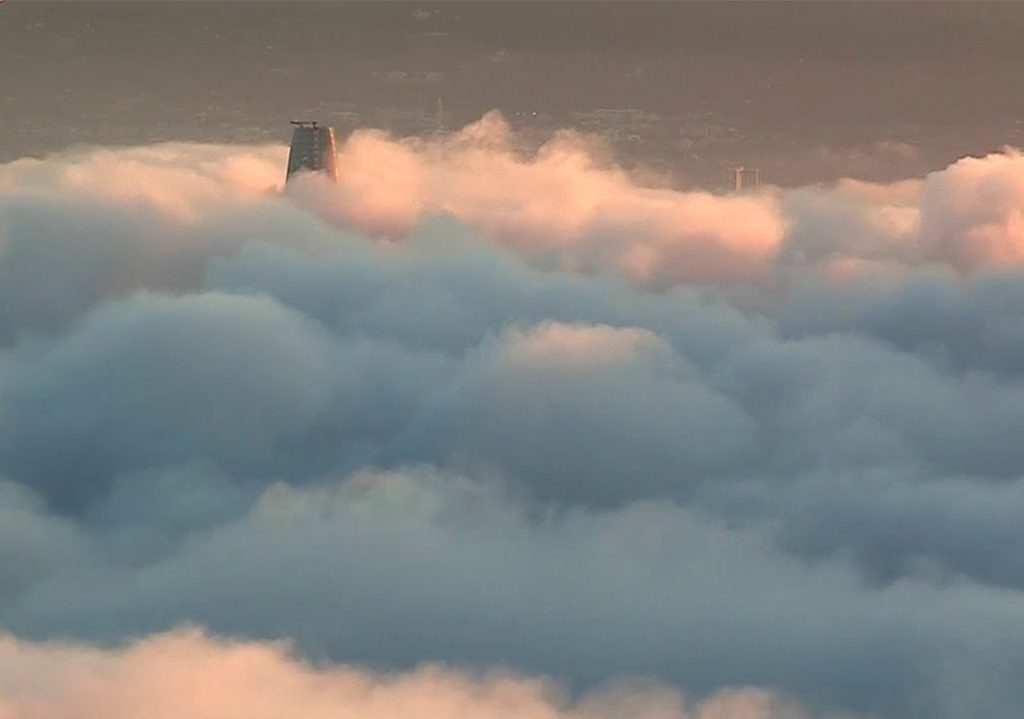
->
[3,115,1024,289]
[289,112,787,285]
[0,629,808,719]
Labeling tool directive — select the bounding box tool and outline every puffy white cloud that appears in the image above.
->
[0,143,286,218]
[4,121,1024,718]
[919,149,1024,270]
[288,113,788,285]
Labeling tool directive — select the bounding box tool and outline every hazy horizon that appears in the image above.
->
[5,1,1024,186]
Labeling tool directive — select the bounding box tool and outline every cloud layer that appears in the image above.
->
[0,628,810,719]
[3,117,1024,718]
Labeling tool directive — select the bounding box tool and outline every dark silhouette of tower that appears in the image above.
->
[286,121,339,182]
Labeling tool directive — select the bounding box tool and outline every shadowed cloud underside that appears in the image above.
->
[3,118,1024,718]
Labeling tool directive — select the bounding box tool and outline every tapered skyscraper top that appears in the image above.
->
[286,121,339,182]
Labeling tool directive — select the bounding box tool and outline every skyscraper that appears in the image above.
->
[730,166,760,193]
[286,121,339,182]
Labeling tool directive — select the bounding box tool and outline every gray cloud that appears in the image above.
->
[3,468,1024,719]
[4,133,1024,718]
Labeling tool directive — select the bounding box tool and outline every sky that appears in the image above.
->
[4,2,1024,183]
[4,3,1024,719]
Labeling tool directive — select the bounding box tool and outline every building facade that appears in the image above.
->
[731,166,760,193]
[286,121,339,182]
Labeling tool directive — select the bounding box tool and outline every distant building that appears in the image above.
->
[435,97,445,135]
[731,166,760,193]
[286,121,338,182]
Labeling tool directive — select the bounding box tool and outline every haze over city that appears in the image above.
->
[4,3,1024,719]
[6,2,1024,186]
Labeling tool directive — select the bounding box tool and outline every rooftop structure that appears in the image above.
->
[730,166,760,193]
